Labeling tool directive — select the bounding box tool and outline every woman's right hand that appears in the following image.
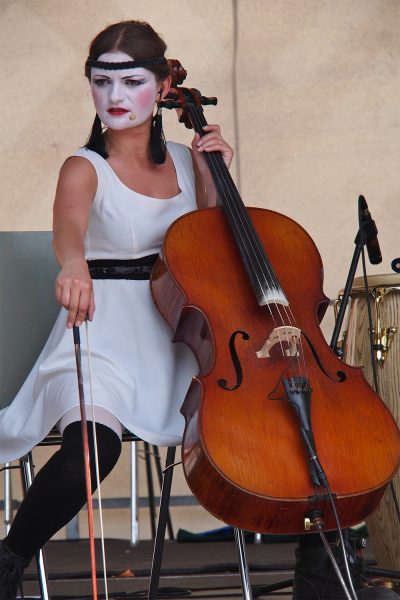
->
[55,258,95,328]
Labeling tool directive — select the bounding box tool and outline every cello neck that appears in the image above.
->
[186,102,288,307]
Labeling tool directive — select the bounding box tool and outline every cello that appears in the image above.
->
[151,62,400,534]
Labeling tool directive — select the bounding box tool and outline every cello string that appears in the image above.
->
[201,127,308,379]
[189,105,306,378]
[206,128,310,382]
[189,106,307,380]
[189,105,290,316]
[190,107,290,358]
[189,106,280,306]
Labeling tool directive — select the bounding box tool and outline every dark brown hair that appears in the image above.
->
[84,20,170,160]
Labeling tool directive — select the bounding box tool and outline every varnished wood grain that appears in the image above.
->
[151,208,400,534]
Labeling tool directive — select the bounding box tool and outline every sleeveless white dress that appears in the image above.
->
[0,142,199,462]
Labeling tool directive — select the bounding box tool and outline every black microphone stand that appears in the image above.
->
[330,197,400,586]
[330,240,363,357]
[331,196,370,355]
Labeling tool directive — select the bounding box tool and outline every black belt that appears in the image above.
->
[88,254,159,280]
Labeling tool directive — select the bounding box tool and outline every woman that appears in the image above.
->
[1,19,391,600]
[0,19,233,599]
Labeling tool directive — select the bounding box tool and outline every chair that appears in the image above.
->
[0,231,253,600]
[0,232,176,599]
[0,231,60,411]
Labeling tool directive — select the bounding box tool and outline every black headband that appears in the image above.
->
[86,56,167,70]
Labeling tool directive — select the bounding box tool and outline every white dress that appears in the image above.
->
[0,142,199,462]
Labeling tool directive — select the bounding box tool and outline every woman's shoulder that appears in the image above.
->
[59,147,108,185]
[59,148,103,189]
[56,150,98,194]
[57,148,101,173]
[73,147,106,168]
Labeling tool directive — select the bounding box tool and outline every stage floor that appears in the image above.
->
[23,538,299,599]
[22,536,380,600]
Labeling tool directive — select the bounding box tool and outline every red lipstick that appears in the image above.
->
[107,107,128,116]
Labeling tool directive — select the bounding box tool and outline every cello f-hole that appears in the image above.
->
[217,329,250,391]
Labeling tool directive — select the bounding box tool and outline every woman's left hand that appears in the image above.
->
[192,124,234,169]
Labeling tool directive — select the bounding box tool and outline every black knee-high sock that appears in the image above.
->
[298,530,338,548]
[4,421,121,559]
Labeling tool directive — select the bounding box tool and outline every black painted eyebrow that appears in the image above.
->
[92,74,146,80]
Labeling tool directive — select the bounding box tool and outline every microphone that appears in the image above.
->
[358,195,382,265]
[391,258,400,273]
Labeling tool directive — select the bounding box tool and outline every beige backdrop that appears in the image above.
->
[1,0,400,540]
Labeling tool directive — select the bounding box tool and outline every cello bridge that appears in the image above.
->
[256,326,302,358]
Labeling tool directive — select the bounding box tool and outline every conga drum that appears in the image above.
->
[339,273,400,571]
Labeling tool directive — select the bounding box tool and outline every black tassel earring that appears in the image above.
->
[150,91,166,164]
[85,113,108,158]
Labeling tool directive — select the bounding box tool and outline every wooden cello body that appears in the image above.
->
[151,65,400,534]
[151,207,400,533]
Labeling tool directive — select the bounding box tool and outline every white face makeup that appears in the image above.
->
[90,51,160,130]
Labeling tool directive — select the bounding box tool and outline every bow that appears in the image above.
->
[73,323,109,600]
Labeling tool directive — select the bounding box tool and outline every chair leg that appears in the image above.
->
[20,453,50,600]
[4,463,13,535]
[148,446,176,600]
[34,549,50,600]
[130,440,139,546]
[152,445,174,540]
[234,528,254,600]
[144,442,157,539]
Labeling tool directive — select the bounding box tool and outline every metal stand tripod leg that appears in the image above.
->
[20,453,50,600]
[152,445,174,540]
[148,446,176,600]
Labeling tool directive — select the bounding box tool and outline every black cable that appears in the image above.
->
[323,487,357,600]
